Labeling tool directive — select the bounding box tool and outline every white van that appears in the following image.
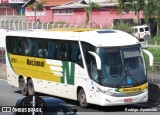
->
[132,25,151,40]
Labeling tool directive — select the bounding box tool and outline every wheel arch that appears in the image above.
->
[76,86,87,100]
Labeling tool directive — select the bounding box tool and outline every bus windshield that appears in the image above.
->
[97,45,146,88]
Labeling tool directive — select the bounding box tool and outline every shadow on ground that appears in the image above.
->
[148,83,160,105]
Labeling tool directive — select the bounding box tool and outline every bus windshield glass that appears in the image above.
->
[97,45,146,87]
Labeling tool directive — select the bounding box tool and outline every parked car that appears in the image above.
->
[13,96,77,115]
[132,25,151,40]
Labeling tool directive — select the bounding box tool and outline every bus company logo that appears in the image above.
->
[27,59,45,67]
[2,107,12,112]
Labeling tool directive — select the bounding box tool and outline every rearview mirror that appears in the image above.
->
[143,49,154,66]
[88,51,101,70]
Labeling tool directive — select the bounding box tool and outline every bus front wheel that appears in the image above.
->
[28,79,35,95]
[20,78,28,96]
[78,89,88,108]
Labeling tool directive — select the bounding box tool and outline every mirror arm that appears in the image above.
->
[143,49,154,66]
[88,51,101,70]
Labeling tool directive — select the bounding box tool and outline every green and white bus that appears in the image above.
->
[5,28,153,107]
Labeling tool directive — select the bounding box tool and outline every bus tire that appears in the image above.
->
[28,79,35,95]
[78,89,88,108]
[20,78,28,96]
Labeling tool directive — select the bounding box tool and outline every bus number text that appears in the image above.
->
[11,58,17,63]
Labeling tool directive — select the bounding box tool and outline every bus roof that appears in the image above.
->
[6,29,139,47]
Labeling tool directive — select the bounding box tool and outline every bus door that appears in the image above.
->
[88,58,100,104]
[61,41,84,99]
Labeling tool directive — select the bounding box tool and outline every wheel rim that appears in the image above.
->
[28,82,33,95]
[22,84,26,92]
[80,92,86,105]
[21,80,27,93]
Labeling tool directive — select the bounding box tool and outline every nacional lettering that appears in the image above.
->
[27,59,45,67]
[123,87,141,92]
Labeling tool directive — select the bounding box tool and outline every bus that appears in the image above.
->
[5,28,153,108]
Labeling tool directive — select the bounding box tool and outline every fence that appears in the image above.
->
[0,19,106,31]
[0,48,5,64]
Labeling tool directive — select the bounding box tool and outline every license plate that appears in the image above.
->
[124,98,132,103]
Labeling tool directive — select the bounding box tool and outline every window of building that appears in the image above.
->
[68,9,74,15]
[61,10,67,15]
[53,10,60,15]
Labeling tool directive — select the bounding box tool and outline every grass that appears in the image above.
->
[148,35,160,45]
[144,47,160,73]
[144,47,160,62]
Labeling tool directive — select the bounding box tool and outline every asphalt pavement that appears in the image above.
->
[0,63,160,114]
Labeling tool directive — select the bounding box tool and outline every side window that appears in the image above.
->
[14,37,24,55]
[81,42,95,62]
[56,40,67,60]
[71,42,79,62]
[37,40,43,57]
[82,42,97,79]
[135,28,138,33]
[6,36,14,54]
[140,28,144,32]
[26,38,43,57]
[24,38,32,56]
[71,41,83,67]
[44,40,56,59]
[6,36,27,56]
[89,56,99,82]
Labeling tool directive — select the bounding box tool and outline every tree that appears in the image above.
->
[84,2,100,26]
[28,0,45,22]
[117,0,132,22]
[143,0,160,35]
[143,0,154,24]
[132,0,145,24]
[154,0,160,35]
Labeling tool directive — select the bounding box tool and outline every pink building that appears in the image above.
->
[25,0,144,28]
[24,0,74,22]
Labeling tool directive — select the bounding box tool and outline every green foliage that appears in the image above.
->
[144,47,160,62]
[143,0,160,35]
[148,36,160,45]
[113,21,133,34]
[28,0,44,22]
[118,0,132,13]
[84,2,100,25]
[143,0,155,24]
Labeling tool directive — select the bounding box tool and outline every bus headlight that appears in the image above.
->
[97,87,114,96]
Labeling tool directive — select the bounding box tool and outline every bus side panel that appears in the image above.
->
[6,52,19,87]
[74,64,92,102]
[67,63,89,100]
[6,67,19,88]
